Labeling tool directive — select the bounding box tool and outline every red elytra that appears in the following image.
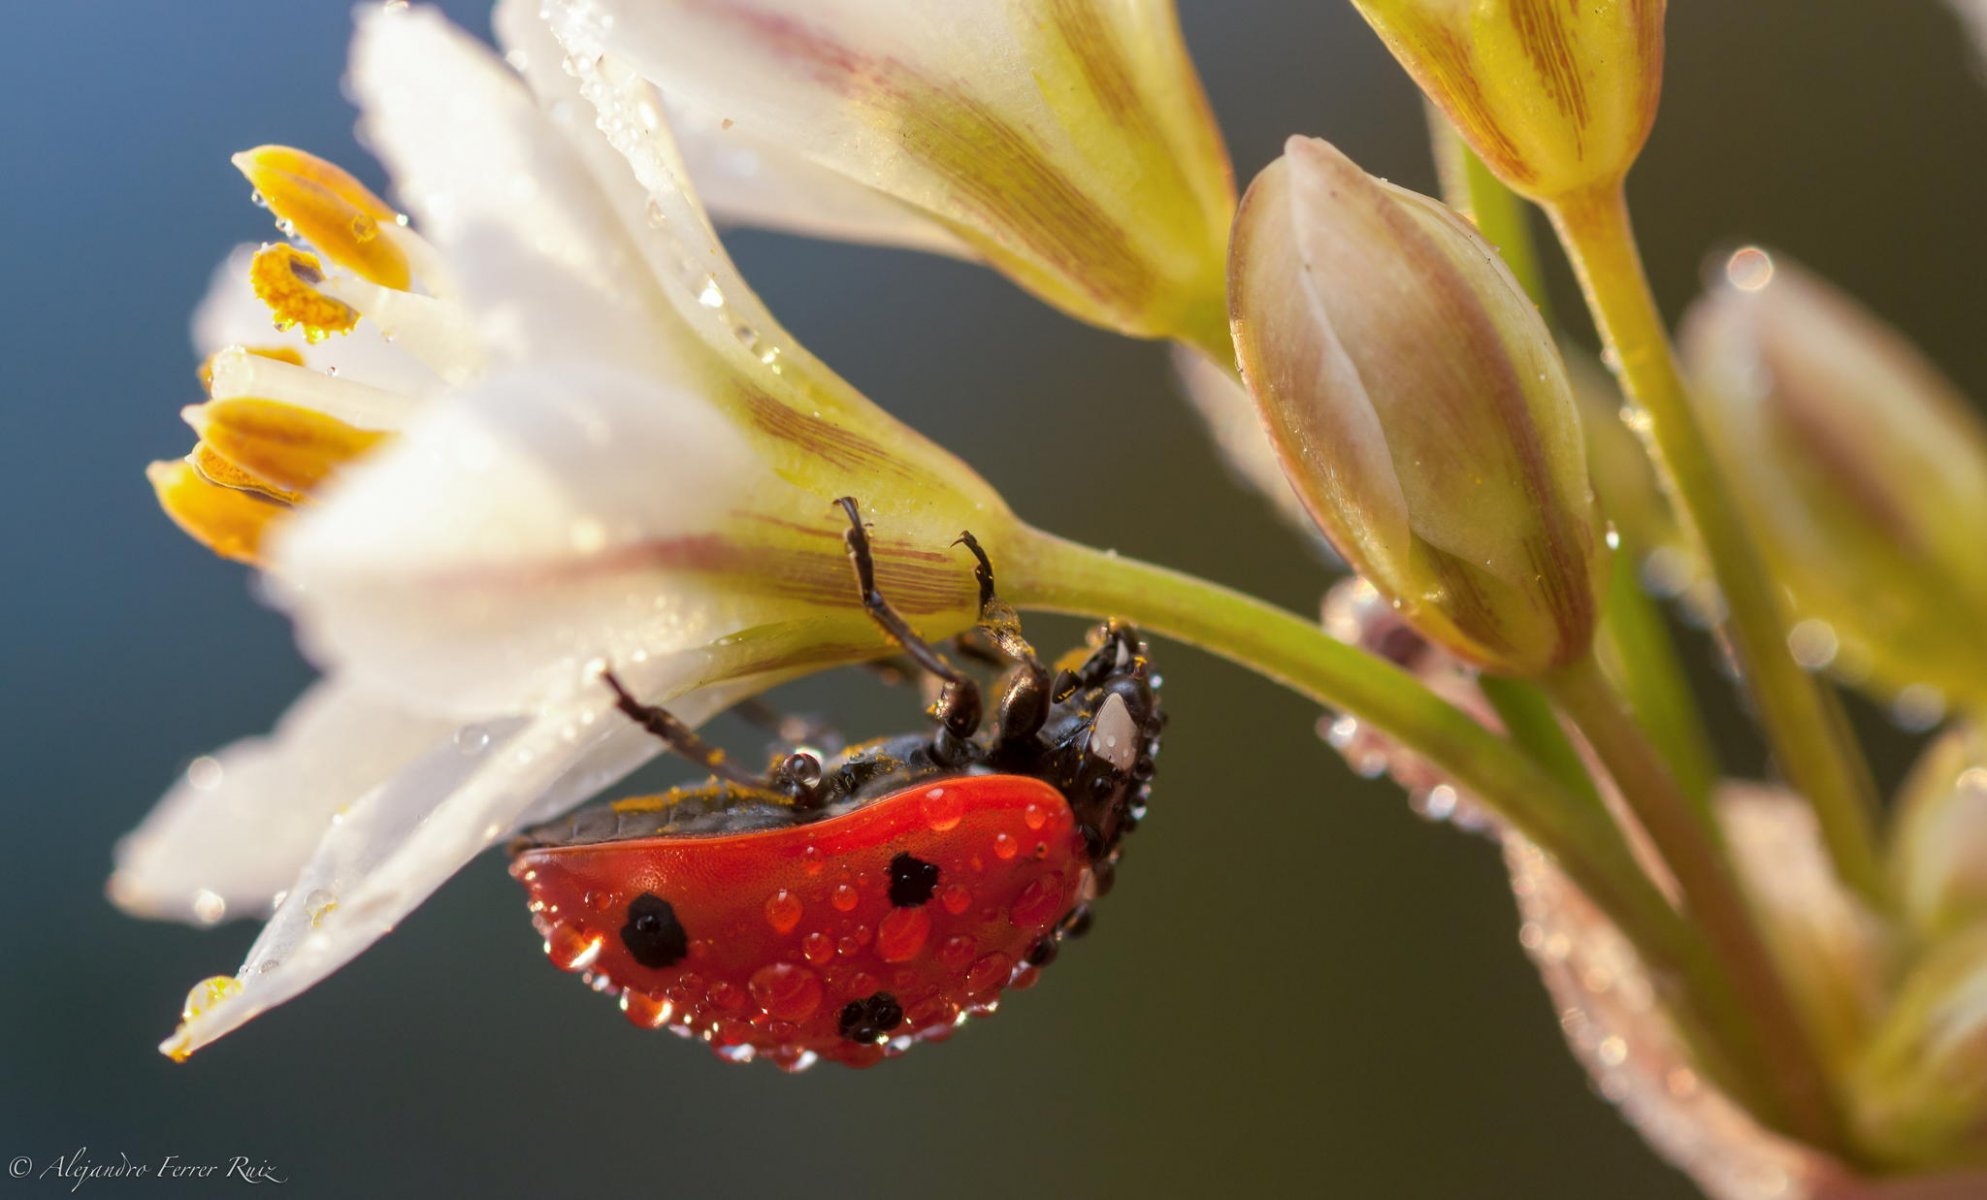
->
[512,774,1090,1070]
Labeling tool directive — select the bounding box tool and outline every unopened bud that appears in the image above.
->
[1682,252,1987,709]
[1351,0,1666,200]
[1230,137,1605,677]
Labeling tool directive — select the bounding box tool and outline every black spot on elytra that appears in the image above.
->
[887,852,941,908]
[838,992,904,1044]
[621,893,688,969]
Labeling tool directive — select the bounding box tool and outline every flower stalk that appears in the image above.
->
[1546,183,1887,910]
[1543,650,1847,1151]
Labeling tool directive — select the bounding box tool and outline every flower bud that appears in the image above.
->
[1890,728,1987,941]
[1351,0,1666,200]
[1681,252,1987,710]
[1230,137,1605,677]
[1849,926,1987,1170]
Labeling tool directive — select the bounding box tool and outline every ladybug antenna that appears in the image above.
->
[835,497,984,758]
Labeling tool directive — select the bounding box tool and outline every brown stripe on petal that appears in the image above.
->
[191,398,388,494]
[739,388,921,485]
[891,83,1155,312]
[1042,0,1152,130]
[1511,0,1590,155]
[1385,17,1532,188]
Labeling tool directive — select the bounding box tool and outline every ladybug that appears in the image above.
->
[508,498,1163,1070]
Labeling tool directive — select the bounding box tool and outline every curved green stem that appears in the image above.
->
[1544,651,1846,1151]
[1546,183,1887,911]
[1005,529,1691,981]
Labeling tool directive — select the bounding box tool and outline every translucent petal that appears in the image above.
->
[108,678,457,926]
[159,675,763,1058]
[1170,344,1318,537]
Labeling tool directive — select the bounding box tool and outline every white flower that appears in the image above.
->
[542,0,1235,345]
[114,1,1018,1058]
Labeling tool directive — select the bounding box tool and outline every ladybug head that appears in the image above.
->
[1021,621,1164,865]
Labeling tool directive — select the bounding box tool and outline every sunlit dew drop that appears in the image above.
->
[1891,684,1946,732]
[182,975,242,1023]
[185,755,225,792]
[1958,766,1987,796]
[1324,714,1359,752]
[304,889,339,929]
[1785,619,1839,671]
[454,724,492,756]
[191,889,227,926]
[249,190,269,209]
[1725,246,1775,292]
[696,275,725,309]
[920,786,963,832]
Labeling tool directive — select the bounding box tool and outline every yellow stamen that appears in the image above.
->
[249,244,358,344]
[233,145,411,290]
[186,398,388,494]
[186,442,305,505]
[198,345,305,391]
[148,458,293,565]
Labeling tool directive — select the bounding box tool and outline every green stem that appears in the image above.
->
[1477,675,1601,810]
[1544,652,1846,1150]
[1006,530,1692,989]
[1597,552,1718,805]
[1546,183,1887,911]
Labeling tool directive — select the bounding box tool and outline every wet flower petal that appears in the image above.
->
[541,0,1234,342]
[108,679,459,926]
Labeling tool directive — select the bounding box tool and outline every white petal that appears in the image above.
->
[666,90,971,257]
[160,674,765,1058]
[108,678,458,926]
[490,0,963,258]
[269,362,816,716]
[191,246,437,397]
[349,4,685,380]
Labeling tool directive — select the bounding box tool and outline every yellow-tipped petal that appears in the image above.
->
[248,244,360,344]
[186,398,388,494]
[148,458,294,565]
[1353,0,1666,201]
[233,145,411,290]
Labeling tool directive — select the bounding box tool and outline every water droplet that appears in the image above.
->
[763,889,802,934]
[1022,803,1047,831]
[191,889,227,926]
[1786,619,1838,670]
[1725,246,1775,292]
[621,990,674,1030]
[938,883,972,915]
[1009,874,1065,929]
[920,786,963,832]
[876,907,931,963]
[186,755,225,791]
[801,931,834,966]
[800,844,824,875]
[707,980,746,1012]
[181,975,241,1022]
[582,890,613,913]
[830,883,859,912]
[939,935,976,970]
[696,275,725,309]
[966,953,1012,994]
[992,832,1018,860]
[747,962,823,1022]
[1596,1035,1629,1066]
[304,889,338,928]
[545,926,604,972]
[1892,683,1946,732]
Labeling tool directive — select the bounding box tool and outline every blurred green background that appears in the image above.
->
[3,2,1984,1196]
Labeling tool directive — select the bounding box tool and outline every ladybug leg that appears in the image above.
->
[835,496,983,761]
[602,670,826,805]
[953,530,1052,745]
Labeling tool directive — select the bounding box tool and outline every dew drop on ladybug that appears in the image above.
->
[507,504,1163,1069]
